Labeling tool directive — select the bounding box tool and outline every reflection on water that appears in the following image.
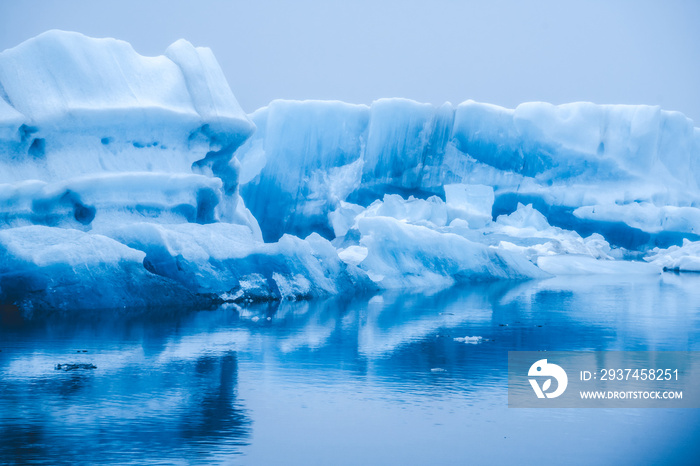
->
[1,274,700,464]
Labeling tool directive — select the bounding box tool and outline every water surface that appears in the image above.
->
[2,274,700,465]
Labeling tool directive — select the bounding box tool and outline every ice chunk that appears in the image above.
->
[337,245,369,267]
[329,201,366,238]
[334,195,616,278]
[362,194,448,228]
[355,216,547,289]
[645,239,700,272]
[491,204,614,261]
[444,184,494,228]
[454,336,483,344]
[495,203,551,231]
[0,225,203,313]
[99,223,374,300]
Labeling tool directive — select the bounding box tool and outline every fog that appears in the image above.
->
[1,0,698,121]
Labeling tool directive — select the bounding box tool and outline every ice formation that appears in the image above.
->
[239,99,700,248]
[2,30,700,314]
[0,31,371,311]
[645,240,700,272]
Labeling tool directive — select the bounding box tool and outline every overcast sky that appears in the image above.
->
[1,0,699,122]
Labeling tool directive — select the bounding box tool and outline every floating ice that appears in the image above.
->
[1,31,698,314]
[98,222,374,301]
[237,98,700,251]
[491,203,614,261]
[0,225,205,313]
[0,31,369,311]
[645,239,700,272]
[454,336,483,344]
[353,215,548,289]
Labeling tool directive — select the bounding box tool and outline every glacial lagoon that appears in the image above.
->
[2,274,699,465]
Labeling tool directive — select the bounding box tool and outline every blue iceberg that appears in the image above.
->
[2,31,699,313]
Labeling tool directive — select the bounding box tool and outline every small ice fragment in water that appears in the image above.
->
[453,336,483,344]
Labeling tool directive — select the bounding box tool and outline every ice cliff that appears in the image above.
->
[2,31,699,314]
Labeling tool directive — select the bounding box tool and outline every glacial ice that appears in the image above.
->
[2,30,700,314]
[645,239,700,272]
[353,215,548,289]
[454,336,484,344]
[238,98,700,249]
[97,222,373,300]
[444,184,494,229]
[0,31,370,312]
[0,30,254,184]
[0,225,206,314]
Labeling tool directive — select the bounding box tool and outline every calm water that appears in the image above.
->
[1,274,700,465]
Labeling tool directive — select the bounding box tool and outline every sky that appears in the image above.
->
[1,0,699,122]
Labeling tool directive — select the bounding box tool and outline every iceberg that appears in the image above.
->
[237,99,700,250]
[645,240,700,272]
[0,31,370,312]
[97,222,373,301]
[0,225,206,314]
[237,99,369,241]
[352,215,547,289]
[3,30,700,315]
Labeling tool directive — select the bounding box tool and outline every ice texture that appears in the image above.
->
[237,98,700,250]
[0,32,368,312]
[97,222,374,301]
[645,240,700,272]
[0,226,206,314]
[354,215,548,289]
[238,100,369,241]
[3,30,700,315]
[0,30,254,184]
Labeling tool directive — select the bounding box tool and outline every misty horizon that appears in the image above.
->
[1,0,699,122]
